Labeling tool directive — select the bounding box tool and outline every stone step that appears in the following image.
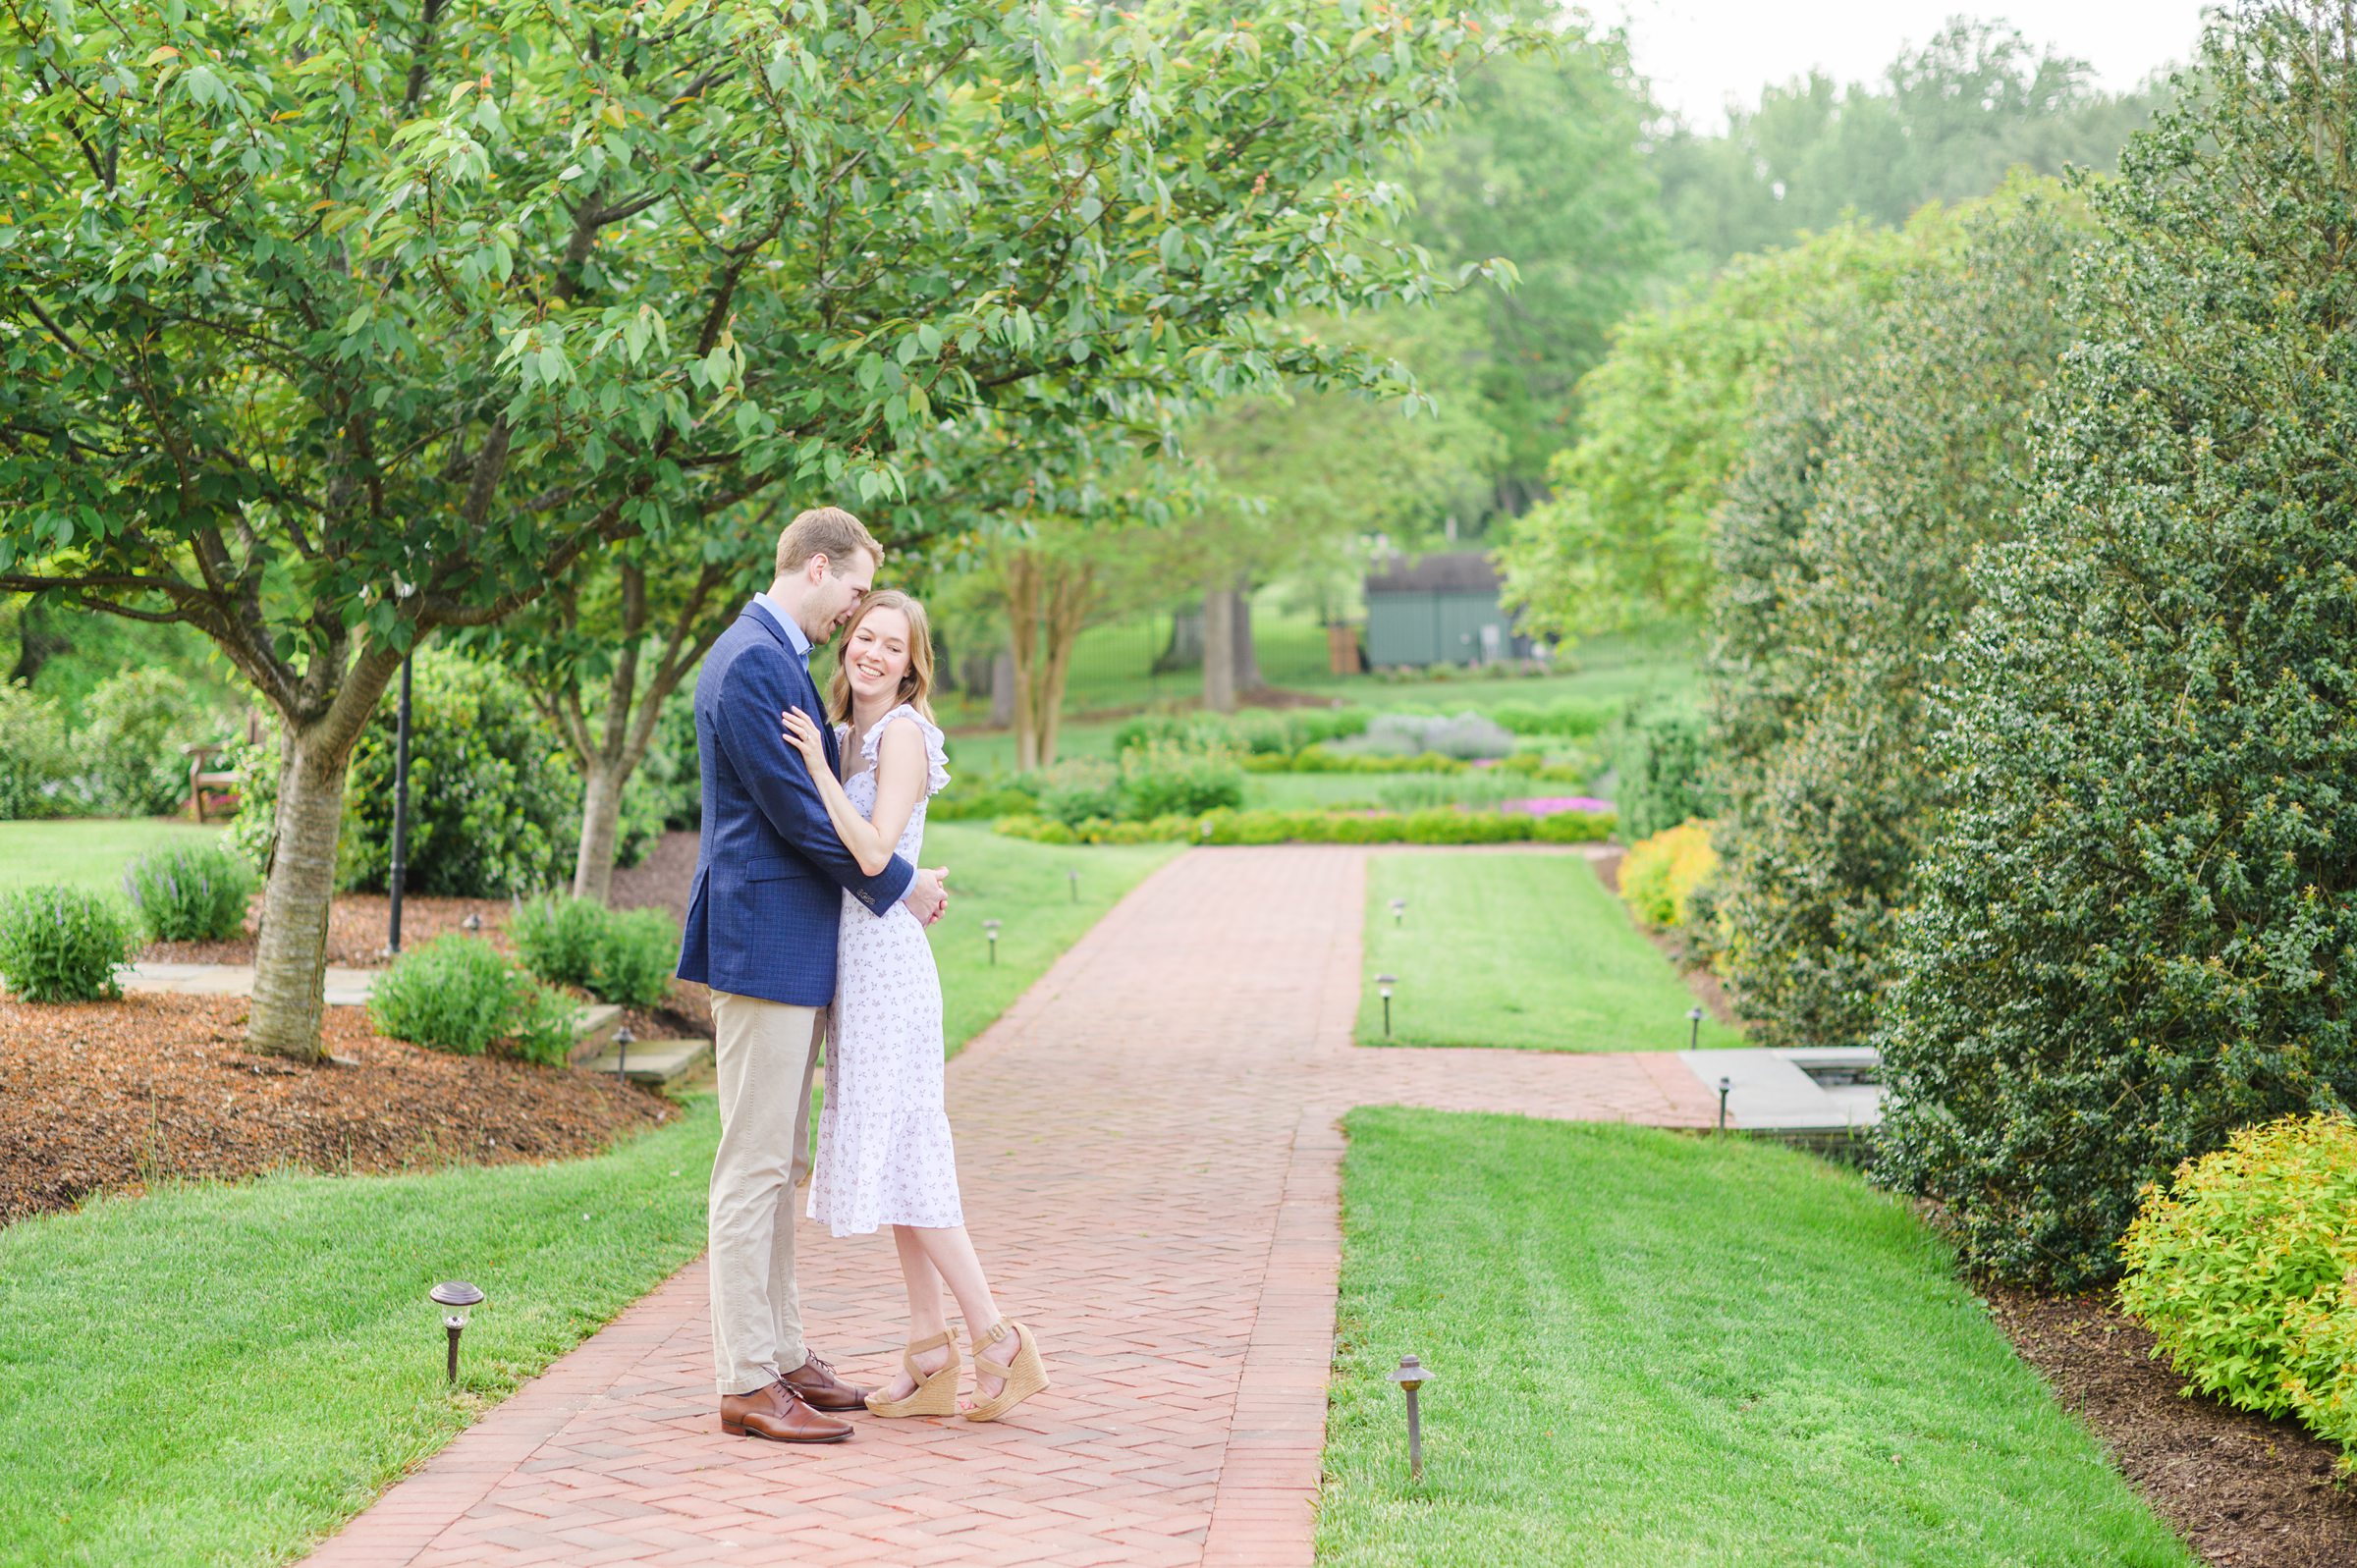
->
[576,1036,712,1087]
[566,1002,625,1064]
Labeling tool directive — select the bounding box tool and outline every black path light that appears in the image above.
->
[1717,1075,1732,1133]
[1686,1004,1704,1051]
[614,1025,633,1083]
[1389,1353,1433,1483]
[1390,896,1406,928]
[1068,867,1079,904]
[983,918,1002,966]
[1376,974,1396,1038]
[430,1280,484,1385]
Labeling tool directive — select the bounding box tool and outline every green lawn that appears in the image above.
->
[0,1101,721,1568]
[1320,1109,2193,1567]
[0,818,227,898]
[924,821,1180,1054]
[1359,851,1742,1052]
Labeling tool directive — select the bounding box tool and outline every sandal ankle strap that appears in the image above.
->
[906,1328,958,1355]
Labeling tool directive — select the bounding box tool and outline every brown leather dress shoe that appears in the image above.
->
[782,1351,871,1413]
[719,1380,852,1443]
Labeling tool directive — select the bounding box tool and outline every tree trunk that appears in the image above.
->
[989,647,1015,730]
[1231,575,1260,694]
[247,721,370,1056]
[1202,575,1238,714]
[572,757,628,904]
[1152,603,1204,674]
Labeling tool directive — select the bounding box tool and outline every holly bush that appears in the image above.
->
[1878,6,2357,1286]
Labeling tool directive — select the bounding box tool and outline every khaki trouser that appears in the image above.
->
[707,989,825,1396]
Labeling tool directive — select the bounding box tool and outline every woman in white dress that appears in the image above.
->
[776,588,1049,1424]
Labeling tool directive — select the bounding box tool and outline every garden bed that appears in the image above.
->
[137,891,515,967]
[1986,1284,2357,1568]
[0,994,672,1225]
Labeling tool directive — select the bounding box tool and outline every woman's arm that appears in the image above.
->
[777,709,924,877]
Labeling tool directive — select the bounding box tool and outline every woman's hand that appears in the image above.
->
[780,706,831,773]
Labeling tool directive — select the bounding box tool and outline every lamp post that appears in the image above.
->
[430,1280,484,1385]
[1388,1354,1433,1483]
[1686,1004,1704,1051]
[388,651,413,953]
[1068,868,1078,904]
[614,1025,632,1083]
[1376,974,1396,1038]
[983,919,1001,966]
[1390,896,1405,928]
[1717,1075,1731,1133]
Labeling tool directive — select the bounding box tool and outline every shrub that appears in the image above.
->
[1612,703,1715,841]
[1113,706,1371,759]
[511,895,678,1008]
[1374,774,1515,812]
[1488,696,1621,738]
[931,773,1040,822]
[124,841,255,943]
[1879,14,2357,1286]
[1336,711,1514,762]
[2119,1114,2357,1462]
[991,805,1613,847]
[1618,821,1717,933]
[0,886,134,1002]
[80,668,223,817]
[1120,738,1243,818]
[590,907,679,1009]
[1704,189,2085,1055]
[233,650,579,897]
[0,681,77,820]
[367,935,578,1062]
[1036,757,1123,827]
[510,894,608,990]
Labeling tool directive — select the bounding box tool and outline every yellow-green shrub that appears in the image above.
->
[1619,820,1716,932]
[2118,1113,2357,1462]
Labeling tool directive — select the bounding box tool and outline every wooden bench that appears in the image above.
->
[184,741,242,823]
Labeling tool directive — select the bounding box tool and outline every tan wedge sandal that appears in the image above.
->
[864,1329,960,1419]
[962,1320,1049,1423]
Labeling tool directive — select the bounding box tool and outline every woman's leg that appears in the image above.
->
[905,1224,1017,1397]
[881,1225,955,1401]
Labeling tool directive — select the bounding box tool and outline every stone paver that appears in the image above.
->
[304,846,1718,1568]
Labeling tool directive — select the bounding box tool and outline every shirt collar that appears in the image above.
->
[752,590,811,663]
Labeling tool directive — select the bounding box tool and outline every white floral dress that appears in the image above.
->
[807,704,962,1237]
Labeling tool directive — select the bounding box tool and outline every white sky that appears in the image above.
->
[1601,1,2219,131]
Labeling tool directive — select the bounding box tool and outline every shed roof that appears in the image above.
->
[1364,551,1502,595]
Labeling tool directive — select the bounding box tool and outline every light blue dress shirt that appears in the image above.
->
[752,590,811,666]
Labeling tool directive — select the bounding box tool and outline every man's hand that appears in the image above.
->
[903,866,950,926]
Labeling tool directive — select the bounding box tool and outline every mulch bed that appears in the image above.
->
[140,892,516,967]
[1985,1285,2357,1566]
[0,994,675,1226]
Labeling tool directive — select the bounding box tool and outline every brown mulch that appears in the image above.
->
[1985,1284,2357,1566]
[140,892,516,967]
[0,994,674,1226]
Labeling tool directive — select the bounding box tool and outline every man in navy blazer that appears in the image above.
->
[679,506,948,1444]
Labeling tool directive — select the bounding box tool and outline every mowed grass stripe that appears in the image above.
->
[1318,1109,2193,1567]
[1359,850,1742,1053]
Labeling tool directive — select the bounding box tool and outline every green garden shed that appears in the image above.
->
[1362,552,1530,669]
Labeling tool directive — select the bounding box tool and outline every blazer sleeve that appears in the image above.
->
[713,649,917,912]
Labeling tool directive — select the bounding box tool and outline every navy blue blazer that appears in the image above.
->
[676,601,917,1005]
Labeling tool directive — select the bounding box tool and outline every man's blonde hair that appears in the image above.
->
[776,506,883,576]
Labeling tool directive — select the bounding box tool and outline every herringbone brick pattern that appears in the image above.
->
[304,847,1717,1568]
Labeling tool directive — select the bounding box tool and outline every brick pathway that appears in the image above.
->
[305,847,1717,1568]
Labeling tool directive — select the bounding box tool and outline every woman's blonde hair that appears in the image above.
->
[825,588,936,725]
